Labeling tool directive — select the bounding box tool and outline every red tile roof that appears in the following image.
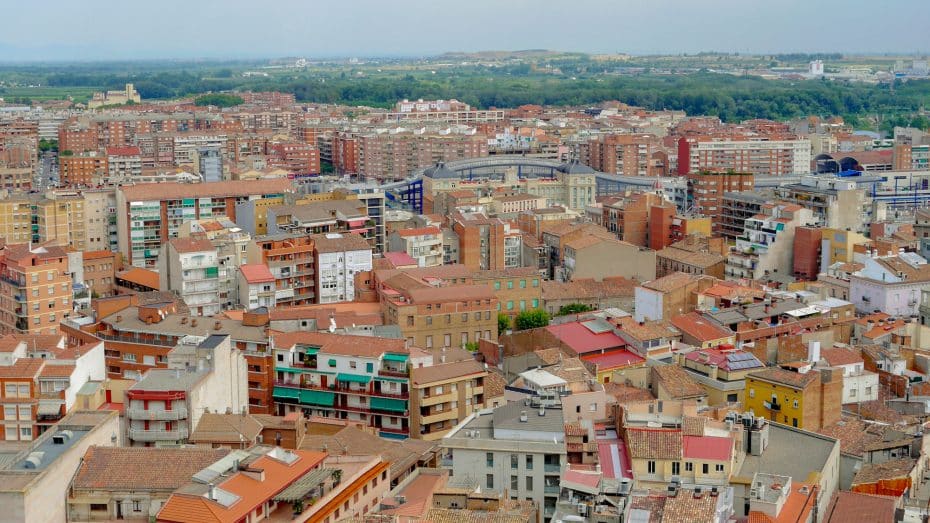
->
[682,435,732,461]
[671,312,734,342]
[383,251,418,267]
[116,267,160,290]
[580,350,645,370]
[239,264,275,284]
[120,178,294,202]
[824,491,897,523]
[397,226,441,237]
[73,446,230,491]
[821,346,864,367]
[545,322,626,355]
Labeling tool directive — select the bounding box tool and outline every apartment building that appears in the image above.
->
[618,400,744,489]
[126,334,247,447]
[379,273,498,349]
[311,233,373,304]
[726,204,814,281]
[0,244,73,335]
[677,345,763,406]
[384,98,505,124]
[441,400,567,521]
[60,152,107,187]
[451,209,523,271]
[81,250,118,298]
[387,226,443,267]
[744,367,842,431]
[178,217,252,309]
[58,119,99,154]
[267,199,375,250]
[686,171,755,235]
[774,176,875,234]
[81,188,119,252]
[471,267,542,323]
[0,410,120,523]
[116,178,294,267]
[576,133,667,177]
[561,236,656,282]
[246,234,316,307]
[0,355,43,442]
[267,141,321,174]
[409,348,487,441]
[678,136,811,176]
[0,197,35,246]
[272,331,412,438]
[634,272,716,322]
[106,146,143,182]
[656,236,728,279]
[237,264,276,310]
[157,237,221,317]
[820,346,879,404]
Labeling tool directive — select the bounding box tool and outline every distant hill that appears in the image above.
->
[437,50,582,60]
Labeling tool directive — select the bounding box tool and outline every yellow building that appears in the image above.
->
[821,228,868,266]
[744,367,842,431]
[0,192,88,251]
[0,196,34,245]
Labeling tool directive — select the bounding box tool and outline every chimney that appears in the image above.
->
[808,341,821,363]
[520,410,528,422]
[181,317,188,324]
[116,315,122,323]
[208,483,215,500]
[191,318,198,328]
[214,321,222,331]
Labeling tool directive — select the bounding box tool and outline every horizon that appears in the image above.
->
[1,0,927,61]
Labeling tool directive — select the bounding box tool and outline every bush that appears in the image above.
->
[515,309,550,331]
[498,313,511,335]
[557,303,594,316]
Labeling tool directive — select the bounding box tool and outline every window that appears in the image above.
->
[3,406,15,419]
[20,427,31,439]
[519,300,526,310]
[715,464,725,472]
[486,474,494,489]
[526,455,533,470]
[685,462,693,472]
[525,476,533,491]
[793,399,800,407]
[532,299,539,308]
[462,313,468,322]
[349,361,357,369]
[507,301,514,310]
[793,418,798,427]
[749,388,755,399]
[702,463,709,474]
[532,279,539,287]
[647,461,656,474]
[507,281,514,289]
[132,501,141,512]
[672,462,680,475]
[866,386,872,395]
[494,281,500,290]
[511,475,518,491]
[366,362,373,373]
[426,316,432,326]
[444,334,451,347]
[486,452,494,467]
[520,280,526,288]
[18,405,30,419]
[90,504,107,512]
[4,384,16,397]
[426,335,433,348]
[511,454,518,469]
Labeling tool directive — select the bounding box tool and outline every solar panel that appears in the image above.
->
[726,352,755,362]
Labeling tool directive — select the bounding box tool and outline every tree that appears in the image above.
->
[514,309,550,331]
[557,303,594,316]
[498,313,511,335]
[193,93,244,108]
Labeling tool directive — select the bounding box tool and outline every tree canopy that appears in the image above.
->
[515,309,551,331]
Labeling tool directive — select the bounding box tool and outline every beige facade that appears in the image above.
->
[410,352,487,440]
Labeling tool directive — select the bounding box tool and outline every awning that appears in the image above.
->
[375,376,408,383]
[336,373,371,384]
[273,387,300,400]
[275,367,303,373]
[370,397,407,413]
[301,346,320,355]
[299,390,335,407]
[37,401,63,416]
[383,353,408,362]
[273,468,336,502]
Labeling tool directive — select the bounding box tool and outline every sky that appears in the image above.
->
[0,0,927,61]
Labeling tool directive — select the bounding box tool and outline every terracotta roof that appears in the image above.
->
[682,435,732,461]
[614,317,680,342]
[820,346,864,367]
[107,146,141,156]
[73,446,230,491]
[116,267,160,289]
[625,429,681,460]
[819,418,885,457]
[169,237,215,254]
[396,226,441,237]
[671,312,734,342]
[683,347,763,373]
[603,382,655,403]
[39,363,75,378]
[824,491,897,523]
[309,232,371,253]
[682,416,705,436]
[642,272,701,293]
[0,336,24,353]
[661,491,721,523]
[272,331,407,358]
[406,284,496,304]
[656,246,725,268]
[299,425,438,481]
[852,458,916,485]
[580,350,645,370]
[483,371,507,399]
[0,358,44,379]
[239,264,275,284]
[82,250,116,260]
[748,367,819,389]
[534,347,566,365]
[383,251,418,267]
[120,178,293,201]
[652,365,706,399]
[411,356,486,386]
[157,449,326,523]
[189,413,263,444]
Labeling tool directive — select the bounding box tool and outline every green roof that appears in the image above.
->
[273,387,300,399]
[299,390,335,407]
[370,397,407,413]
[383,353,408,362]
[336,373,372,385]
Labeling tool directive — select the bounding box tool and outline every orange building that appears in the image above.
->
[60,153,107,187]
[247,234,316,307]
[0,244,73,335]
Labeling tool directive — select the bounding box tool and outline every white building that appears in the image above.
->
[820,346,879,404]
[727,204,814,281]
[442,400,567,521]
[157,237,221,316]
[849,251,930,316]
[386,226,443,267]
[237,264,276,310]
[126,335,247,447]
[683,137,812,176]
[311,233,373,304]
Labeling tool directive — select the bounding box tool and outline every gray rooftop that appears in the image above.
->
[198,334,229,350]
[131,368,209,392]
[492,401,565,436]
[737,423,838,483]
[11,429,91,471]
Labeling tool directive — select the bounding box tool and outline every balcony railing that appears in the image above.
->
[379,368,408,378]
[126,407,188,420]
[96,333,178,347]
[273,380,409,399]
[544,463,561,473]
[128,427,189,441]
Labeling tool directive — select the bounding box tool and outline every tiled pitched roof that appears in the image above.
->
[189,413,263,444]
[820,346,864,367]
[642,272,701,293]
[120,178,293,201]
[852,458,916,485]
[671,312,734,342]
[747,367,819,389]
[625,429,682,460]
[652,365,706,399]
[73,446,230,491]
[824,491,897,523]
[661,491,720,523]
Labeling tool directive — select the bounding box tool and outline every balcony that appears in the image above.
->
[273,380,409,399]
[128,427,189,442]
[764,400,782,412]
[379,367,408,378]
[544,463,561,473]
[421,409,458,425]
[544,485,561,495]
[419,391,455,407]
[126,407,188,420]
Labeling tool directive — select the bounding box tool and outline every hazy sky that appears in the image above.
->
[1,0,927,61]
